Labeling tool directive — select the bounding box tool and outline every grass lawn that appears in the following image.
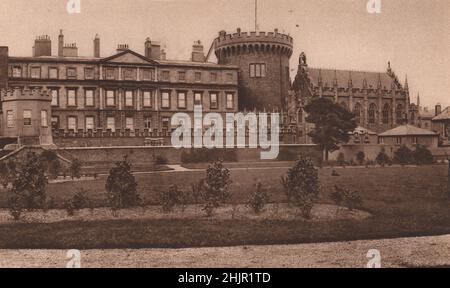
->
[0,165,449,249]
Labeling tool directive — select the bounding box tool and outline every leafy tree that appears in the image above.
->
[160,185,183,212]
[331,185,363,211]
[304,97,357,162]
[69,159,82,179]
[192,161,232,216]
[336,152,346,166]
[281,157,319,219]
[394,145,414,165]
[376,148,390,167]
[413,145,434,165]
[247,182,269,214]
[105,155,139,211]
[356,151,366,166]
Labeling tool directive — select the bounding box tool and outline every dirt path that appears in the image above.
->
[0,235,449,268]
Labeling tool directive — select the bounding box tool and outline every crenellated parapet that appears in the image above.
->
[214,28,294,59]
[1,87,51,102]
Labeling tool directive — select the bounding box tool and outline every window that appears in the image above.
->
[226,93,234,109]
[379,137,384,144]
[142,69,154,81]
[85,67,94,79]
[66,67,77,79]
[162,117,170,129]
[396,137,402,145]
[383,104,390,124]
[85,116,95,130]
[177,92,186,109]
[249,63,266,78]
[105,68,115,80]
[125,91,134,107]
[123,68,135,80]
[12,66,22,78]
[67,116,77,131]
[30,67,41,79]
[161,91,170,109]
[85,90,94,107]
[178,71,186,81]
[162,71,170,81]
[226,73,233,83]
[125,117,134,130]
[194,92,202,106]
[51,117,59,130]
[144,117,152,129]
[412,137,418,145]
[368,104,377,124]
[195,72,202,82]
[142,91,152,107]
[210,93,218,109]
[107,117,115,131]
[67,89,77,106]
[41,110,48,127]
[6,111,13,128]
[354,103,362,124]
[106,90,115,106]
[50,89,59,106]
[23,110,32,126]
[396,104,404,124]
[49,67,58,79]
[210,72,217,82]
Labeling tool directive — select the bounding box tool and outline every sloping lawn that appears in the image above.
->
[0,165,448,248]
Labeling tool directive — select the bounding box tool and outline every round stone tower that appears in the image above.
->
[214,28,293,110]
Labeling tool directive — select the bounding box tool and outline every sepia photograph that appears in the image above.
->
[0,0,449,272]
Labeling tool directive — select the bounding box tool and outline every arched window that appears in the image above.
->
[396,104,404,124]
[354,103,362,125]
[383,104,390,124]
[368,104,377,124]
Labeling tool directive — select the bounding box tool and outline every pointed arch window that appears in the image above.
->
[354,103,362,125]
[396,104,404,124]
[383,104,390,124]
[368,104,377,124]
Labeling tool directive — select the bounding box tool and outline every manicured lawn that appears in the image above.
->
[0,165,449,248]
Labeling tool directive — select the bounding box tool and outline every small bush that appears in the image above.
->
[413,145,434,165]
[247,182,269,214]
[336,152,346,166]
[281,157,319,219]
[8,197,23,221]
[376,148,390,167]
[394,145,414,165]
[160,185,183,213]
[356,151,366,166]
[332,185,363,211]
[70,159,82,179]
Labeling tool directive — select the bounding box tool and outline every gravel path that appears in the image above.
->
[0,235,449,268]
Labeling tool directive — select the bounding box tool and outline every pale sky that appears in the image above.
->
[0,0,448,108]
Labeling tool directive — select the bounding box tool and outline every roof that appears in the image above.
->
[156,59,238,69]
[433,107,450,121]
[379,125,438,137]
[308,68,402,90]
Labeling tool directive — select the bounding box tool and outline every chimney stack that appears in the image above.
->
[58,30,64,57]
[144,38,161,60]
[63,43,78,57]
[94,34,100,58]
[436,104,442,116]
[33,35,52,57]
[191,40,205,62]
[117,44,129,53]
[0,46,9,89]
[160,49,167,61]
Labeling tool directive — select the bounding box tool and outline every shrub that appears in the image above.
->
[48,160,62,179]
[394,145,414,165]
[280,157,319,219]
[8,197,23,221]
[155,154,168,165]
[336,152,346,166]
[105,155,140,211]
[413,145,434,165]
[356,151,366,166]
[160,185,183,212]
[376,148,390,167]
[192,161,232,216]
[70,159,82,179]
[71,189,91,210]
[332,185,363,211]
[246,182,269,214]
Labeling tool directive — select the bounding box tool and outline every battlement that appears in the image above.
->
[215,28,293,49]
[35,35,51,41]
[0,88,50,101]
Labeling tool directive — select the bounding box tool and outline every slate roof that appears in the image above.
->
[379,125,438,137]
[433,107,450,121]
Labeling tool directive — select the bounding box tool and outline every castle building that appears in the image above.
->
[292,54,412,143]
[0,31,240,146]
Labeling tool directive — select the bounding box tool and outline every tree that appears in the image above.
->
[376,148,390,167]
[192,161,232,216]
[336,152,346,166]
[413,145,434,165]
[304,97,357,162]
[247,182,269,214]
[281,157,319,219]
[356,151,366,166]
[105,155,139,211]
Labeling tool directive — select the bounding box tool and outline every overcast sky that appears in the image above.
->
[0,0,448,108]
